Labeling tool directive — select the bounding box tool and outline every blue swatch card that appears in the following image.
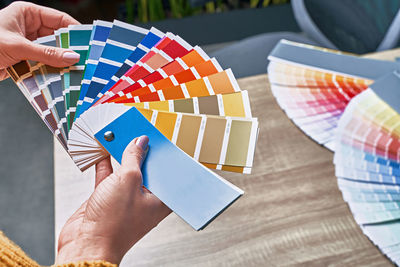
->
[94,107,244,230]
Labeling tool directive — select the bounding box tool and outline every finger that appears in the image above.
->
[25,32,38,41]
[142,185,172,219]
[119,136,149,187]
[121,136,149,167]
[17,39,80,67]
[95,156,113,188]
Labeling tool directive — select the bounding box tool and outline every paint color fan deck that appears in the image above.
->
[267,40,399,151]
[334,71,400,265]
[7,20,259,231]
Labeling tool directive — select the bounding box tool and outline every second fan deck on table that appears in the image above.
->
[335,72,400,265]
[267,40,399,150]
[7,20,259,231]
[267,40,400,265]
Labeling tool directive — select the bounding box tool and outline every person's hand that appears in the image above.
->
[56,136,171,265]
[0,1,81,80]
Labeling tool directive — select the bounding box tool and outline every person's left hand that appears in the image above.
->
[0,1,81,80]
[56,136,171,265]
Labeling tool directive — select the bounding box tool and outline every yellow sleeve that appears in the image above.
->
[0,230,40,266]
[53,261,117,267]
[0,231,117,267]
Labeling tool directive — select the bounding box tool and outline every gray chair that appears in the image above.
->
[210,0,400,78]
[293,0,400,53]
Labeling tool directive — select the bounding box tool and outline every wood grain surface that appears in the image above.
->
[55,49,400,266]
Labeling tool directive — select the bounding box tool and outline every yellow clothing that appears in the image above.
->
[0,231,116,267]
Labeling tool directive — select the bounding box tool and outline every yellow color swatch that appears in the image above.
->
[222,93,245,117]
[154,111,177,140]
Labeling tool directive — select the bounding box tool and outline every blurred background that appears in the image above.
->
[1,0,400,265]
[0,0,290,24]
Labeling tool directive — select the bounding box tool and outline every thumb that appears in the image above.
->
[119,135,149,187]
[18,39,80,67]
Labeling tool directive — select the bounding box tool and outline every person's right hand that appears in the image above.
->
[56,136,171,265]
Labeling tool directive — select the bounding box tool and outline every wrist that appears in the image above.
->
[56,236,123,265]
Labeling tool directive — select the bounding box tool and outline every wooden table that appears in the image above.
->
[55,50,400,266]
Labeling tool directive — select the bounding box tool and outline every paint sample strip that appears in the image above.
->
[100,33,176,97]
[54,28,72,136]
[271,85,352,102]
[64,25,93,128]
[78,20,149,115]
[6,59,67,149]
[8,64,52,127]
[31,35,73,143]
[7,59,50,117]
[118,69,241,103]
[136,108,258,168]
[33,36,65,133]
[54,25,93,131]
[269,39,399,80]
[31,35,71,141]
[268,61,371,94]
[86,27,165,108]
[338,89,400,160]
[74,20,113,119]
[101,34,193,98]
[125,91,252,118]
[97,46,210,104]
[109,57,223,103]
[201,163,249,174]
[54,27,71,132]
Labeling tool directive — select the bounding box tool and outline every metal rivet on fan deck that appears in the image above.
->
[104,131,114,141]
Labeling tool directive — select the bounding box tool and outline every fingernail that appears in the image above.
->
[135,135,149,151]
[63,51,80,64]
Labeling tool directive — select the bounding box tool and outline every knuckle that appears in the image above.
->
[133,152,144,163]
[119,166,141,180]
[9,1,21,8]
[9,1,29,10]
[43,47,57,57]
[124,149,144,162]
[95,165,109,178]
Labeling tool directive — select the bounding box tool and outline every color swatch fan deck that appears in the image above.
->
[334,71,400,265]
[7,20,259,231]
[267,40,399,150]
